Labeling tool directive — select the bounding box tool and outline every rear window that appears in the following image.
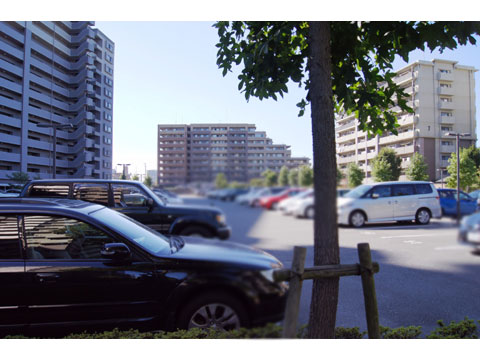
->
[0,216,22,259]
[28,184,70,198]
[415,184,433,195]
[73,183,109,206]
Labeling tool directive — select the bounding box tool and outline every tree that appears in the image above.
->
[249,178,265,187]
[229,181,248,189]
[336,166,344,186]
[371,148,402,182]
[143,175,153,188]
[298,165,314,187]
[7,171,30,185]
[215,173,228,189]
[278,166,290,186]
[446,149,478,191]
[215,21,480,338]
[121,174,127,180]
[262,169,278,187]
[288,168,299,186]
[347,163,365,188]
[406,153,429,181]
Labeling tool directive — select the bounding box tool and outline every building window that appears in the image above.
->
[441,112,453,117]
[103,136,112,145]
[104,88,113,98]
[106,42,114,52]
[104,112,112,121]
[104,100,112,109]
[105,53,113,63]
[103,148,111,157]
[104,76,113,87]
[105,65,113,75]
[104,124,112,133]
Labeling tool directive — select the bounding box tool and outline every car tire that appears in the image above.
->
[180,226,212,238]
[349,210,366,228]
[304,206,314,219]
[415,208,431,225]
[177,292,249,331]
[251,200,259,207]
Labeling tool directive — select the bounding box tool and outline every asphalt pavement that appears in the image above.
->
[184,195,480,336]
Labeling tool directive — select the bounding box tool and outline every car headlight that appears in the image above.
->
[216,214,226,225]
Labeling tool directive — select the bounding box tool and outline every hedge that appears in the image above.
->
[3,318,479,339]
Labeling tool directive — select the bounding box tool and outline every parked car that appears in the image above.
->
[0,190,18,198]
[20,179,231,240]
[437,189,478,217]
[337,181,442,227]
[292,188,348,219]
[259,188,304,210]
[153,188,184,205]
[468,189,480,206]
[236,187,264,205]
[248,187,288,207]
[0,197,287,336]
[217,188,250,202]
[458,211,480,255]
[278,189,314,215]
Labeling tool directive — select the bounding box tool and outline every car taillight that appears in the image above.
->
[436,196,440,200]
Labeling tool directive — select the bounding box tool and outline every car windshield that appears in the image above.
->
[344,185,373,199]
[91,207,171,255]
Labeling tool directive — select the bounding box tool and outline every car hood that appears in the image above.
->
[461,212,480,229]
[168,236,282,270]
[337,197,354,207]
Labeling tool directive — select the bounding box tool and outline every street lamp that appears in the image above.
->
[446,132,471,224]
[37,123,74,178]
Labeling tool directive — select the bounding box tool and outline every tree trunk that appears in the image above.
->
[306,21,340,339]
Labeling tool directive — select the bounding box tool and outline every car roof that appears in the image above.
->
[371,181,433,186]
[0,197,104,215]
[24,179,143,185]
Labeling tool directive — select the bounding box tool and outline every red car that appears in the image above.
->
[259,188,304,210]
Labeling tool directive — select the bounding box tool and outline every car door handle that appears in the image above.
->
[35,273,60,283]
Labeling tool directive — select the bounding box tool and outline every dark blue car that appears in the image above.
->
[437,189,478,217]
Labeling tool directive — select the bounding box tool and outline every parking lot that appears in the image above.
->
[185,195,480,335]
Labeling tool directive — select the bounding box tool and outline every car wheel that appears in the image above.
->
[177,292,249,331]
[251,199,259,207]
[304,206,314,219]
[349,211,366,228]
[415,208,431,225]
[180,226,212,238]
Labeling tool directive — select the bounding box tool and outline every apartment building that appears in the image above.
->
[336,59,477,182]
[0,21,114,181]
[157,123,310,185]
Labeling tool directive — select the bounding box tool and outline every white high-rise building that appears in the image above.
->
[336,59,477,182]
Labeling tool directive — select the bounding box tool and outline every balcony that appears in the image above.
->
[439,115,455,125]
[336,132,357,144]
[441,145,455,153]
[337,155,356,165]
[437,72,454,82]
[379,131,415,145]
[394,145,415,156]
[438,86,454,96]
[438,100,454,110]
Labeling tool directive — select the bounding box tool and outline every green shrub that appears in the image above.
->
[335,327,366,339]
[380,325,422,339]
[427,318,479,339]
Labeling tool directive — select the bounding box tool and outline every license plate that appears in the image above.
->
[467,232,480,244]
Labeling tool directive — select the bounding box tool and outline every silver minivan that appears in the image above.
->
[337,181,441,227]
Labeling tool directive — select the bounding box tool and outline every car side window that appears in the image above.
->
[28,184,70,198]
[438,191,449,199]
[112,184,150,208]
[415,184,433,194]
[0,216,22,259]
[23,215,118,260]
[393,184,415,196]
[369,185,391,198]
[459,192,471,201]
[73,183,110,206]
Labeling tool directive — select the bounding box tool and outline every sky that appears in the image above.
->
[95,21,480,175]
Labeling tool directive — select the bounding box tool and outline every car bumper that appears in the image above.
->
[216,226,231,240]
[337,209,350,225]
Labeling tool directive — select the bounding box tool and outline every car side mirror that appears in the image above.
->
[371,193,379,199]
[101,243,131,262]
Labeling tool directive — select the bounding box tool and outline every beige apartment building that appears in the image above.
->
[336,59,477,183]
[157,123,310,186]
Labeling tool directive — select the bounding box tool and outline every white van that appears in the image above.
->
[337,181,441,227]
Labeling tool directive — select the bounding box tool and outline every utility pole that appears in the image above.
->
[117,163,130,179]
[446,132,471,224]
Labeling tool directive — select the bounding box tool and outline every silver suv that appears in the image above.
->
[337,181,442,227]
